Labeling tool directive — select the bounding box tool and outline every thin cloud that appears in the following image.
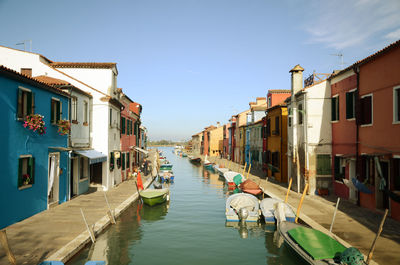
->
[386,28,400,40]
[303,0,400,49]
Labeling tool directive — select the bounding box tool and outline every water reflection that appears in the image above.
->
[139,201,169,222]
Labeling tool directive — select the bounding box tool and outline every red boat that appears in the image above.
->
[239,179,262,195]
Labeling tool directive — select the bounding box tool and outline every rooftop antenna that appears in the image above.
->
[16,40,32,52]
[330,53,345,69]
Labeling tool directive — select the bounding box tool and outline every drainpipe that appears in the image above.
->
[304,92,309,192]
[280,108,283,182]
[354,66,360,206]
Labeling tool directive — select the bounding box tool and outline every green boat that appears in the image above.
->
[160,164,173,171]
[139,188,169,206]
[278,221,365,264]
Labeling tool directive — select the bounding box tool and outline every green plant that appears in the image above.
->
[57,119,70,135]
[23,114,46,135]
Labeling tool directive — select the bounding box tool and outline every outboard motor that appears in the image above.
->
[238,208,249,223]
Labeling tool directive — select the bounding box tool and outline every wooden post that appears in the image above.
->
[242,162,247,175]
[295,183,309,223]
[284,178,293,203]
[80,208,95,243]
[103,191,116,224]
[329,197,341,233]
[366,209,389,264]
[0,229,17,265]
[228,161,231,170]
[246,164,251,179]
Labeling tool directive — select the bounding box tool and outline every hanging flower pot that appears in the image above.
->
[57,119,71,135]
[23,114,46,135]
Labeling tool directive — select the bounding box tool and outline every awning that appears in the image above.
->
[132,146,149,156]
[75,149,107,164]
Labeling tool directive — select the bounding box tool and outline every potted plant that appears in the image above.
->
[57,119,71,135]
[22,174,31,185]
[23,114,46,135]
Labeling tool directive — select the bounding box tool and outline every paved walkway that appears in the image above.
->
[209,156,400,265]
[0,172,154,265]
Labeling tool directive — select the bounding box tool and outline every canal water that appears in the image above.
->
[67,147,301,265]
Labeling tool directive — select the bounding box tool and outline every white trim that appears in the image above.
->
[348,88,357,93]
[360,93,373,126]
[394,155,400,159]
[393,85,400,124]
[51,97,60,101]
[18,184,32,190]
[19,154,32,158]
[18,86,31,92]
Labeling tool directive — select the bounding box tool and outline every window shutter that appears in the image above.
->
[30,157,35,184]
[51,100,55,123]
[331,98,336,121]
[122,153,125,170]
[275,116,279,134]
[56,100,61,123]
[361,96,372,124]
[27,91,32,116]
[31,92,35,114]
[396,89,400,121]
[346,92,352,119]
[121,117,125,134]
[127,152,130,168]
[17,89,23,118]
[18,158,23,187]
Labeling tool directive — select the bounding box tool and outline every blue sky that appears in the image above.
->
[1,0,399,141]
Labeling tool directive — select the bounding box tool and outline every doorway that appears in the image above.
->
[48,152,60,208]
[349,160,357,203]
[90,162,103,184]
[70,157,78,198]
[376,160,389,210]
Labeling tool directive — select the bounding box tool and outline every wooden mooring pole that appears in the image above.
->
[0,229,17,265]
[103,191,116,224]
[284,178,293,203]
[329,197,340,233]
[366,209,389,264]
[242,162,247,176]
[295,183,309,223]
[80,208,95,243]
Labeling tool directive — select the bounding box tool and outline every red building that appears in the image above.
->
[120,93,142,181]
[330,70,358,202]
[201,125,215,156]
[331,40,400,221]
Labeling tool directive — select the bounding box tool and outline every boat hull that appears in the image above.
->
[140,189,169,206]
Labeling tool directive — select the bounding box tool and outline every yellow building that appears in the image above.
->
[209,125,224,157]
[266,104,288,183]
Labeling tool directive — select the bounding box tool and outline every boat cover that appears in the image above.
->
[230,196,256,212]
[233,174,244,185]
[288,227,346,260]
[240,179,260,190]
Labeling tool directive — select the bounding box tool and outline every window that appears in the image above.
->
[121,117,126,134]
[298,104,303,124]
[122,153,126,170]
[274,116,279,135]
[116,153,121,169]
[21,68,32,77]
[317,154,331,175]
[109,152,114,171]
[360,156,375,185]
[268,96,272,107]
[83,101,88,124]
[79,157,87,180]
[17,88,34,119]
[18,156,34,188]
[394,158,400,191]
[71,97,77,122]
[331,96,339,121]
[360,94,373,125]
[109,108,112,127]
[126,152,130,169]
[394,86,400,123]
[333,156,343,181]
[271,152,280,169]
[266,119,271,136]
[346,90,356,119]
[51,98,61,124]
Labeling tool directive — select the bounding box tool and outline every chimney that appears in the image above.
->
[289,64,304,95]
[216,122,220,127]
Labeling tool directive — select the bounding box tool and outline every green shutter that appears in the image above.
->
[27,91,32,116]
[56,100,61,123]
[18,158,23,187]
[51,100,55,123]
[122,153,125,170]
[331,98,336,121]
[346,92,354,119]
[31,92,35,114]
[122,117,126,134]
[127,152,130,168]
[17,89,23,118]
[29,157,35,184]
[317,155,331,175]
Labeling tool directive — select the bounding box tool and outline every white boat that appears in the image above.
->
[223,171,245,187]
[225,193,260,222]
[212,164,229,176]
[260,198,296,224]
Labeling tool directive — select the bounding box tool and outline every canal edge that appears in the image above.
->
[45,176,154,264]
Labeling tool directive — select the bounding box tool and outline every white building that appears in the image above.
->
[287,65,332,194]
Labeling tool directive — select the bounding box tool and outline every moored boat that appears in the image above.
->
[139,188,170,206]
[213,164,229,176]
[239,179,262,196]
[260,198,295,224]
[160,164,173,171]
[225,193,260,222]
[223,171,245,187]
[275,202,365,265]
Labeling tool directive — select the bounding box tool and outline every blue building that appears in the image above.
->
[0,66,70,229]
